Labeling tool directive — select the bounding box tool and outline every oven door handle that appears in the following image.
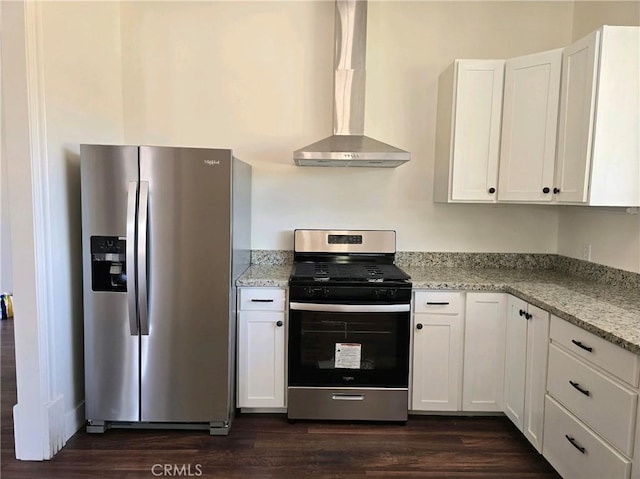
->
[289,302,410,313]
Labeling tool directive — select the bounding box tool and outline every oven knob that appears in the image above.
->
[375,289,398,300]
[305,287,328,299]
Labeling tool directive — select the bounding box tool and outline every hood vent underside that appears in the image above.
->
[294,0,410,168]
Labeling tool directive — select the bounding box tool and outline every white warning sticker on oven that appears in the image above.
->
[335,343,361,369]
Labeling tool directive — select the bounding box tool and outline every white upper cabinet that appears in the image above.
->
[497,49,562,202]
[434,60,505,203]
[555,26,640,206]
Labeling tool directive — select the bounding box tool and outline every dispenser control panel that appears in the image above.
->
[90,236,127,292]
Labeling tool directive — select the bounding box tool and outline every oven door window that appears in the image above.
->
[288,309,410,388]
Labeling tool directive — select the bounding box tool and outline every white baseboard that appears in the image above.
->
[13,402,45,460]
[46,394,65,458]
[65,400,85,440]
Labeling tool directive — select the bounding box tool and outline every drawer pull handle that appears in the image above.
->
[565,435,586,454]
[251,299,275,303]
[569,380,590,397]
[571,339,593,352]
[426,302,450,306]
[332,394,364,401]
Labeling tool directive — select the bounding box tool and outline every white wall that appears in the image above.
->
[556,1,640,273]
[1,152,12,294]
[0,5,14,293]
[558,207,639,272]
[2,0,124,458]
[119,1,576,252]
[39,0,125,441]
[2,1,48,459]
[3,0,637,461]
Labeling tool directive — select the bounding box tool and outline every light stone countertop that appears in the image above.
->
[236,264,291,288]
[405,266,640,354]
[237,264,640,354]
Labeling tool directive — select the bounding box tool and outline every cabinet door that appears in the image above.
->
[450,60,505,202]
[463,293,507,411]
[554,30,600,204]
[498,49,562,202]
[543,396,632,479]
[589,26,640,207]
[633,408,640,479]
[237,311,286,408]
[523,304,549,453]
[412,314,463,411]
[503,296,528,429]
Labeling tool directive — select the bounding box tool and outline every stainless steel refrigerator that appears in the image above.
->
[80,145,251,435]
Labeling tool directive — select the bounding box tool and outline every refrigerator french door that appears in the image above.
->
[81,145,251,435]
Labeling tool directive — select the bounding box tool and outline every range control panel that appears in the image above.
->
[328,234,363,245]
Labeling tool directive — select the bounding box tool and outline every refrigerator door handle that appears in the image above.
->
[126,182,138,335]
[138,181,150,335]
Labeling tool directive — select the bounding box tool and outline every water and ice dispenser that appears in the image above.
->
[91,236,127,292]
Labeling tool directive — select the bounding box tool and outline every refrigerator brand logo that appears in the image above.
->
[151,464,203,477]
[203,159,220,166]
[343,376,355,381]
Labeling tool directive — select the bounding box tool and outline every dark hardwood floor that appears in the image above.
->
[1,320,560,478]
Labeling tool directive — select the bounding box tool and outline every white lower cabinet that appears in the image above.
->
[463,293,507,411]
[544,395,631,479]
[503,295,549,452]
[544,315,639,479]
[634,410,640,479]
[237,288,286,409]
[411,292,464,411]
[547,344,637,457]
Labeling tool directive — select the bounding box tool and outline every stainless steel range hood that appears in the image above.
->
[294,0,410,167]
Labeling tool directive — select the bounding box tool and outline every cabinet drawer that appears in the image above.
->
[551,315,640,387]
[414,291,463,314]
[239,288,286,311]
[543,395,631,479]
[547,344,637,456]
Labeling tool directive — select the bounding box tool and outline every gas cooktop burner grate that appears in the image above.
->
[292,262,410,283]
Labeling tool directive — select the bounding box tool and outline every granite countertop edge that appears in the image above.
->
[237,265,640,354]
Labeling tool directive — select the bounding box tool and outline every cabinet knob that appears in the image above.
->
[553,187,560,194]
[276,320,283,327]
[416,323,423,330]
[519,309,525,316]
[542,187,550,194]
[488,187,496,194]
[525,313,532,320]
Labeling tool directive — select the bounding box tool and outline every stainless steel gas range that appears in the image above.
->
[287,229,412,423]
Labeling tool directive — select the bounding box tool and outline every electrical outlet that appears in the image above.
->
[581,243,591,261]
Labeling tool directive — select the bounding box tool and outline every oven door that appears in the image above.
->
[288,302,410,388]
